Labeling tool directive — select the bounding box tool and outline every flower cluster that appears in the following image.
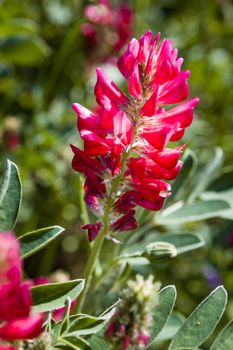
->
[0,233,43,344]
[81,0,133,61]
[105,275,160,350]
[71,31,199,241]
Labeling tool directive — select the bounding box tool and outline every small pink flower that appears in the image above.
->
[82,223,102,242]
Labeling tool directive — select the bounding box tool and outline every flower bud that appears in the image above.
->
[143,242,177,262]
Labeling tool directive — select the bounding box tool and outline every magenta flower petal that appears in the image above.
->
[0,314,43,340]
[82,222,102,242]
[111,210,138,232]
[117,38,139,79]
[94,68,129,109]
[0,282,31,322]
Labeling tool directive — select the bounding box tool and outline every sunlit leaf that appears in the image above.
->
[148,286,177,346]
[32,279,85,313]
[0,160,22,231]
[20,225,65,258]
[168,286,227,349]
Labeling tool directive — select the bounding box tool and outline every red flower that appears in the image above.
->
[71,31,199,241]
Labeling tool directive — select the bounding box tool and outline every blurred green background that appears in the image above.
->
[0,0,233,348]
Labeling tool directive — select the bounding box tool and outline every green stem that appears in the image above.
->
[74,153,128,313]
[77,175,91,250]
[74,199,111,313]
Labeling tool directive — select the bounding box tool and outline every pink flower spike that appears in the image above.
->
[71,30,199,240]
[0,314,43,340]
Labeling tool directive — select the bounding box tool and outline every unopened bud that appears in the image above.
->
[142,242,177,262]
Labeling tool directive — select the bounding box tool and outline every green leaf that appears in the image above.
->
[168,286,227,350]
[67,300,119,337]
[0,34,50,66]
[0,160,22,231]
[20,225,65,258]
[157,200,231,225]
[148,285,177,347]
[88,336,113,350]
[210,319,233,350]
[67,315,105,337]
[32,279,85,313]
[59,336,90,350]
[0,19,38,36]
[189,147,224,201]
[156,312,185,342]
[155,233,205,255]
[166,149,197,205]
